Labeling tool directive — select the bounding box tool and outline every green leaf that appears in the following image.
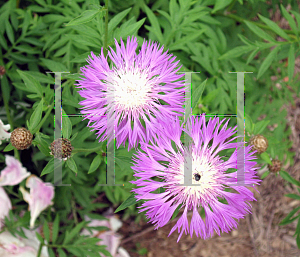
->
[114,193,139,213]
[244,21,276,43]
[17,70,43,98]
[56,249,67,257]
[261,171,270,179]
[41,158,56,176]
[258,14,291,41]
[192,79,206,110]
[5,18,14,44]
[65,9,103,26]
[0,32,8,50]
[280,5,298,37]
[34,133,51,157]
[144,5,164,43]
[246,48,259,64]
[28,99,44,132]
[43,220,50,242]
[253,120,270,135]
[279,206,300,225]
[245,113,254,134]
[3,143,14,152]
[257,46,280,79]
[40,58,68,72]
[62,109,72,139]
[285,194,300,200]
[171,204,182,220]
[63,221,87,245]
[66,158,77,174]
[108,7,131,32]
[260,152,272,165]
[280,170,300,187]
[219,45,256,60]
[88,155,102,174]
[212,0,232,13]
[21,9,31,36]
[52,214,59,243]
[288,44,295,82]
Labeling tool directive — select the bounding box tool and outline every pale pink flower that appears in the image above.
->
[20,175,54,228]
[0,187,12,228]
[81,213,131,257]
[0,229,48,257]
[0,155,30,186]
[0,119,11,145]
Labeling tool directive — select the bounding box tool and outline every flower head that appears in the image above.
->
[0,155,30,186]
[10,127,33,150]
[130,115,261,241]
[0,119,11,145]
[76,36,185,150]
[20,175,54,228]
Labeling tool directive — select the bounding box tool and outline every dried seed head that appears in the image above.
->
[268,159,282,173]
[0,66,5,76]
[50,138,73,161]
[249,134,268,154]
[10,127,33,150]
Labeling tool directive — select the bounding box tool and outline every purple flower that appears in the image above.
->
[130,115,261,242]
[76,36,185,150]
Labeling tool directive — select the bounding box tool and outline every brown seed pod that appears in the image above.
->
[50,138,73,161]
[10,127,33,150]
[0,66,5,76]
[249,134,268,154]
[268,159,282,173]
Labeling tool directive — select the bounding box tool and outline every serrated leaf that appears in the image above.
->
[280,5,298,37]
[285,194,300,200]
[253,120,270,134]
[257,46,280,79]
[52,214,59,243]
[260,152,272,165]
[28,99,43,132]
[244,21,276,43]
[261,171,270,179]
[144,5,164,43]
[66,10,103,26]
[280,170,300,187]
[63,221,87,245]
[43,220,50,242]
[66,158,77,174]
[258,14,291,41]
[114,193,139,213]
[17,70,43,98]
[191,79,206,110]
[288,44,295,82]
[3,143,14,152]
[88,155,102,174]
[5,18,14,44]
[62,109,72,139]
[219,45,256,60]
[212,0,232,13]
[41,158,55,176]
[108,7,131,32]
[40,58,68,72]
[279,206,300,225]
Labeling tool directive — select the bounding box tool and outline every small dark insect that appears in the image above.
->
[194,173,201,181]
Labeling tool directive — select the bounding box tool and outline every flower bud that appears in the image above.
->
[10,127,33,150]
[249,134,268,154]
[268,159,282,173]
[50,138,73,161]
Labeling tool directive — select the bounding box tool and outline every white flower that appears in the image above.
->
[0,119,11,145]
[0,229,48,257]
[20,175,54,228]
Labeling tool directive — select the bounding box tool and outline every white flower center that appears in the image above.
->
[107,68,153,110]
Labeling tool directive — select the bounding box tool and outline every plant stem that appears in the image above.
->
[72,145,103,153]
[104,0,109,57]
[37,241,43,257]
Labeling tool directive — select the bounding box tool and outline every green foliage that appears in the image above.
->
[1,0,300,254]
